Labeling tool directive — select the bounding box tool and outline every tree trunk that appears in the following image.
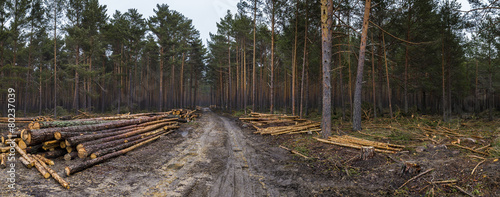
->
[352,0,371,131]
[244,39,247,113]
[77,124,178,158]
[65,118,176,146]
[383,33,393,118]
[441,35,446,121]
[270,0,275,114]
[73,44,80,112]
[25,115,171,145]
[321,0,334,137]
[90,130,172,159]
[180,52,185,108]
[65,134,163,176]
[292,0,298,116]
[300,0,309,119]
[54,5,57,118]
[252,0,257,112]
[371,33,377,118]
[159,47,164,111]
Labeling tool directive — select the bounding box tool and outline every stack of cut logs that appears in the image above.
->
[314,135,405,154]
[0,109,198,189]
[239,112,320,135]
[170,109,199,122]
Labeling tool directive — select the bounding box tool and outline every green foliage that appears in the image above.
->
[389,130,413,142]
[55,106,69,116]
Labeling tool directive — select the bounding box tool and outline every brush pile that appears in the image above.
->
[0,109,199,189]
[239,112,320,135]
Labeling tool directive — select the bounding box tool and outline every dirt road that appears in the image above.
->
[2,108,383,196]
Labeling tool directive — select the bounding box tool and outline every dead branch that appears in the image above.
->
[398,168,435,189]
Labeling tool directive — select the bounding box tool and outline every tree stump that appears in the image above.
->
[361,146,375,160]
[400,161,421,176]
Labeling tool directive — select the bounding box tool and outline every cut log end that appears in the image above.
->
[78,148,88,159]
[29,122,41,130]
[60,141,66,149]
[54,132,62,140]
[65,167,71,177]
[90,154,97,159]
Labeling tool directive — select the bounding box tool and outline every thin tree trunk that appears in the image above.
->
[227,42,231,110]
[292,0,298,116]
[371,33,376,118]
[53,6,57,118]
[404,2,412,114]
[352,0,371,131]
[244,39,247,113]
[383,33,393,118]
[270,0,275,114]
[475,59,478,113]
[300,0,308,118]
[441,35,446,121]
[73,44,80,112]
[252,0,257,112]
[180,52,185,108]
[159,47,164,111]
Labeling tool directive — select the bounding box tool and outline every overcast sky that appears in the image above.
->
[100,0,240,47]
[100,0,471,48]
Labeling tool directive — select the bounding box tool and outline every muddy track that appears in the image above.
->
[146,109,268,196]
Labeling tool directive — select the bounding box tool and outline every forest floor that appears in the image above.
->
[1,108,499,196]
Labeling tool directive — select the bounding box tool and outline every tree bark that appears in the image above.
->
[270,0,275,114]
[352,0,371,131]
[252,0,257,112]
[65,118,176,146]
[180,52,185,108]
[292,0,298,116]
[25,115,171,145]
[66,134,163,176]
[321,0,334,137]
[54,4,57,118]
[383,33,393,118]
[90,130,172,159]
[300,0,309,119]
[76,124,178,158]
[371,33,377,118]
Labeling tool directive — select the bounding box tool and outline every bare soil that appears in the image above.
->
[1,109,499,196]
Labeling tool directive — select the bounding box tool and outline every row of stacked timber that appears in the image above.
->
[240,112,403,155]
[314,135,405,154]
[0,109,199,189]
[239,112,319,135]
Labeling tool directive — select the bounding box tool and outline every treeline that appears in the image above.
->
[0,0,207,117]
[206,0,499,121]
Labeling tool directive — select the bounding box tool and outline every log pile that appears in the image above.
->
[170,109,199,121]
[315,135,405,154]
[2,109,197,189]
[239,112,318,135]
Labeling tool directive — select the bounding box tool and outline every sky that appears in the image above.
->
[100,0,241,47]
[100,0,472,48]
